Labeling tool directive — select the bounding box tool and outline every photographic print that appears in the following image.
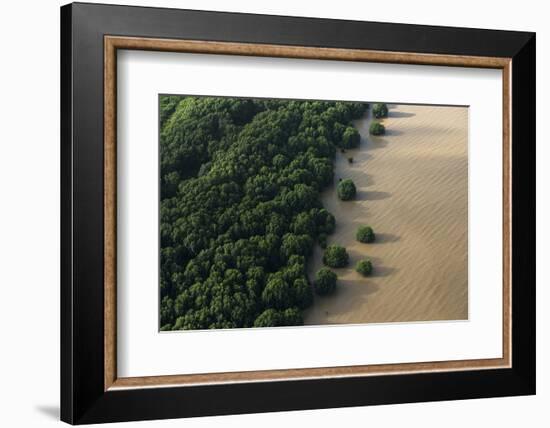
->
[159,96,468,331]
[62,7,534,421]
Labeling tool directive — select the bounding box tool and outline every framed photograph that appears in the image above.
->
[60,2,535,424]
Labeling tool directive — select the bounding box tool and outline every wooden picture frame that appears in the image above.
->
[61,2,535,424]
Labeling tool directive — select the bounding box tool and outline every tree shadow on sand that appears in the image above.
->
[341,148,373,160]
[356,190,392,201]
[318,282,391,324]
[382,128,404,136]
[320,279,380,318]
[370,264,398,278]
[342,278,379,297]
[365,138,389,149]
[389,111,415,118]
[373,232,400,244]
[366,255,398,278]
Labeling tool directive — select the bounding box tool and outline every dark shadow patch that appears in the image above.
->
[382,129,404,136]
[364,138,389,149]
[370,265,398,278]
[357,190,392,201]
[35,405,59,420]
[390,111,415,118]
[361,255,398,278]
[373,233,401,244]
[355,281,380,297]
[399,124,456,135]
[323,280,380,314]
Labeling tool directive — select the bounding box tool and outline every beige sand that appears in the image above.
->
[304,104,468,325]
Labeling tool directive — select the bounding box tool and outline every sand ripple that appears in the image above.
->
[304,104,468,325]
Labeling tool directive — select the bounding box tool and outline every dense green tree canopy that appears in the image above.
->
[341,126,360,149]
[372,103,388,118]
[337,178,357,201]
[369,121,386,136]
[322,245,350,268]
[253,307,303,327]
[356,259,373,276]
[314,267,338,296]
[356,225,376,243]
[253,308,280,327]
[159,96,367,330]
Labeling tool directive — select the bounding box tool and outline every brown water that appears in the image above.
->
[304,104,468,325]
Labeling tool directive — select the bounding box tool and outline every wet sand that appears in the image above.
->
[304,104,468,325]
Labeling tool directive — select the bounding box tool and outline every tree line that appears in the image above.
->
[159,96,369,330]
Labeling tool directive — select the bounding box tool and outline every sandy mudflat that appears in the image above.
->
[304,104,468,325]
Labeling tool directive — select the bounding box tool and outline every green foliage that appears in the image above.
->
[262,276,292,309]
[323,245,349,268]
[253,307,304,327]
[281,307,304,326]
[369,121,386,136]
[281,233,314,260]
[314,267,338,296]
[159,95,183,129]
[317,208,336,234]
[356,259,373,276]
[253,309,281,327]
[341,126,360,149]
[337,179,357,201]
[372,103,388,118]
[293,277,314,309]
[159,95,367,330]
[356,225,376,243]
[318,233,328,249]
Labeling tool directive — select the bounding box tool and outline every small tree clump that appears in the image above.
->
[318,233,328,249]
[317,209,336,235]
[314,267,338,296]
[337,179,357,201]
[341,126,360,149]
[369,121,386,136]
[323,245,350,268]
[356,225,376,243]
[356,259,373,276]
[372,103,388,118]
